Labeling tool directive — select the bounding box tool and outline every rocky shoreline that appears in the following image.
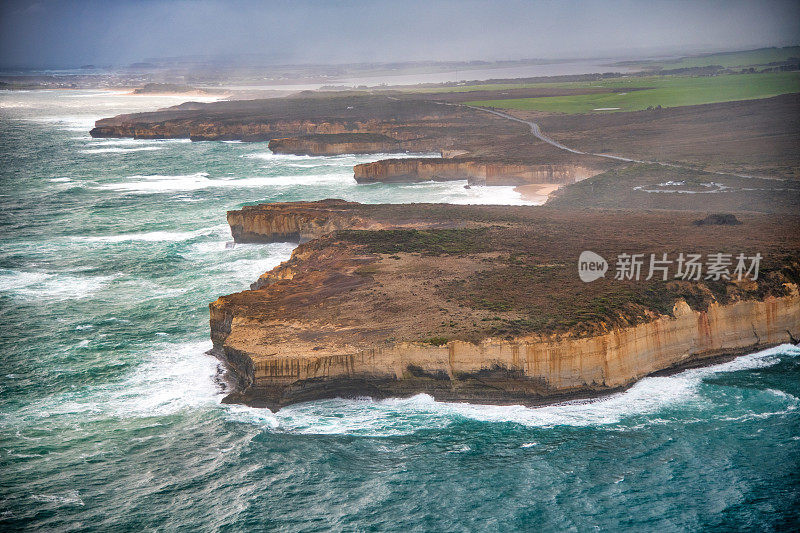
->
[87,91,800,410]
[210,201,800,410]
[353,158,601,186]
[89,93,613,188]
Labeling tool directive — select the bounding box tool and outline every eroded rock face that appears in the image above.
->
[267,134,403,156]
[213,293,800,410]
[227,200,371,244]
[211,202,800,410]
[88,94,503,145]
[354,158,602,186]
[90,118,389,142]
[226,199,480,244]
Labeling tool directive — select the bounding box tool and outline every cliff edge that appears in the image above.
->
[211,201,800,410]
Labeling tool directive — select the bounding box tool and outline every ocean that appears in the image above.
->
[1,89,798,531]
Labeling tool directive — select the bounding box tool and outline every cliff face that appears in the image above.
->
[227,200,376,244]
[213,293,799,409]
[90,118,389,142]
[87,92,615,168]
[226,199,483,244]
[268,134,403,156]
[211,201,800,410]
[87,94,507,144]
[354,158,602,186]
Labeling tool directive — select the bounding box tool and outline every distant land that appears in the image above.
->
[615,45,800,71]
[131,82,216,95]
[83,45,800,409]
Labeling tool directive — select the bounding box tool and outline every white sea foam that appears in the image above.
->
[101,340,221,417]
[74,228,213,243]
[428,344,798,428]
[224,344,800,434]
[96,173,214,192]
[0,270,50,292]
[96,172,350,193]
[0,269,116,300]
[243,151,437,163]
[31,490,85,507]
[80,146,165,154]
[95,162,526,201]
[190,240,240,253]
[222,255,293,286]
[84,138,191,146]
[5,341,223,423]
[239,174,351,187]
[27,116,97,131]
[387,181,534,206]
[182,241,295,287]
[117,279,187,300]
[243,152,313,161]
[68,224,231,247]
[285,162,331,168]
[447,184,531,206]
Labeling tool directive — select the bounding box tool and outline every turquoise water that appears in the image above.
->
[1,90,798,532]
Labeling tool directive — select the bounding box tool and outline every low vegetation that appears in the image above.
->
[335,228,491,255]
[444,254,799,339]
[465,72,800,113]
[327,211,800,340]
[546,164,800,214]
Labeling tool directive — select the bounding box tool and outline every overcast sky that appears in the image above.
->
[1,0,798,68]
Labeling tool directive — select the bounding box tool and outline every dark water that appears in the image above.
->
[1,90,798,532]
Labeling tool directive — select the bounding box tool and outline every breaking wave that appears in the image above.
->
[223,344,800,436]
[0,269,116,301]
[95,172,352,193]
[80,147,165,154]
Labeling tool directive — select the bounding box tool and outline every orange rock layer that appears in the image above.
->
[354,158,602,185]
[211,293,800,410]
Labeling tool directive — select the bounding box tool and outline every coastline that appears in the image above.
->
[210,201,800,411]
[211,292,800,411]
[513,183,561,203]
[214,340,791,411]
[5,5,800,528]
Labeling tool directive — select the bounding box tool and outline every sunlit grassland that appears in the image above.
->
[463,72,800,113]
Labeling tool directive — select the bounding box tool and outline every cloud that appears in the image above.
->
[0,0,798,68]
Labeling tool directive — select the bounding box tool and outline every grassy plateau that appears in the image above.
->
[464,72,800,113]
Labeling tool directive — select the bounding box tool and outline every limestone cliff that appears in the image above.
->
[211,202,800,410]
[88,94,514,145]
[353,158,602,186]
[213,293,799,409]
[90,117,390,142]
[268,134,403,156]
[228,200,378,244]
[226,199,481,244]
[88,93,614,173]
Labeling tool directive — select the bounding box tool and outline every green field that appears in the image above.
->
[464,72,800,114]
[402,47,800,96]
[622,46,800,70]
[404,81,565,93]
